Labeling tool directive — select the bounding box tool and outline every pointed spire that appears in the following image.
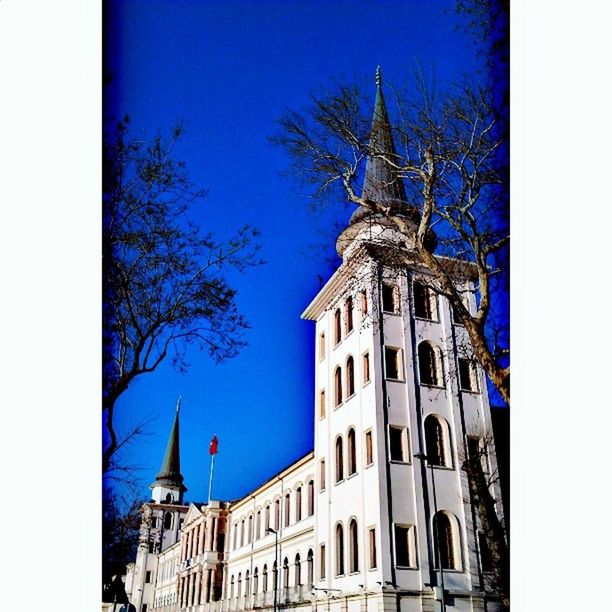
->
[361,66,408,206]
[150,397,186,498]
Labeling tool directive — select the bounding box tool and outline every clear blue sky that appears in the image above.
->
[104,0,486,503]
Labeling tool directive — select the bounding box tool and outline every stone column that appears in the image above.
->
[207,569,214,603]
[207,517,214,551]
[199,520,206,555]
[194,568,202,608]
[180,533,186,562]
[200,568,210,605]
[179,576,185,608]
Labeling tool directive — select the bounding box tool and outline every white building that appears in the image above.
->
[127,73,506,612]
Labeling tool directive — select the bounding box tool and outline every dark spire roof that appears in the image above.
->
[360,66,408,207]
[150,397,186,493]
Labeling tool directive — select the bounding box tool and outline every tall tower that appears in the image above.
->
[129,399,190,612]
[151,398,188,505]
[302,69,504,612]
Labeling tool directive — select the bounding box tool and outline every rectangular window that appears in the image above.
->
[319,544,326,579]
[384,347,403,381]
[360,290,368,317]
[394,524,416,568]
[368,527,377,569]
[365,430,373,466]
[458,358,478,392]
[148,542,154,554]
[319,389,326,419]
[382,284,398,313]
[319,332,326,360]
[142,605,148,612]
[452,301,465,324]
[145,571,151,583]
[151,517,157,528]
[413,281,436,320]
[389,426,408,462]
[362,352,370,384]
[319,459,326,491]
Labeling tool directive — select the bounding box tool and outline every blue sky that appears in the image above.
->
[104,0,487,503]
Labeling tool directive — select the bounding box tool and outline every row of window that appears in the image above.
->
[319,416,455,492]
[229,550,315,598]
[320,281,467,361]
[321,342,478,420]
[232,482,315,551]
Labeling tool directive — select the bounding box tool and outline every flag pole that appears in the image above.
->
[207,452,215,503]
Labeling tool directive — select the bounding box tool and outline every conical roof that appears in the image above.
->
[361,66,408,206]
[150,398,186,492]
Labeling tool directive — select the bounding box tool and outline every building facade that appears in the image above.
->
[126,73,506,612]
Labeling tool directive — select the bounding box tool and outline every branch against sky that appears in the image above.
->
[273,75,509,404]
[102,118,263,474]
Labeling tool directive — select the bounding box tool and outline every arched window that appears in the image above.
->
[283,557,290,589]
[165,492,173,503]
[272,560,278,590]
[347,428,357,476]
[418,341,441,386]
[345,296,354,333]
[256,510,261,540]
[349,519,359,573]
[334,366,343,406]
[263,565,268,592]
[307,480,314,516]
[275,499,280,529]
[335,436,344,483]
[335,523,345,576]
[245,570,250,598]
[434,512,459,570]
[295,553,301,586]
[296,486,302,522]
[284,493,291,527]
[233,523,238,550]
[307,549,314,586]
[230,575,235,600]
[334,309,342,344]
[237,573,242,599]
[346,356,355,397]
[425,415,450,467]
[265,505,270,532]
[164,512,172,530]
[253,567,259,595]
[248,514,253,544]
[240,518,245,547]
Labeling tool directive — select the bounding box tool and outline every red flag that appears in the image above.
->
[209,435,218,455]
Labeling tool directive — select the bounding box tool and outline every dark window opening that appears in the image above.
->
[382,284,397,313]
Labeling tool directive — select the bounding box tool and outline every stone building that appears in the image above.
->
[125,72,506,612]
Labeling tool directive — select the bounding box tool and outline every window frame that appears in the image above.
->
[382,283,399,314]
[384,346,405,382]
[393,523,417,569]
[389,425,410,463]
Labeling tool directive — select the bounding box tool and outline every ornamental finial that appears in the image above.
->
[376,66,382,88]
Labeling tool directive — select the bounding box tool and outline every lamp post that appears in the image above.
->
[414,452,446,612]
[266,528,279,612]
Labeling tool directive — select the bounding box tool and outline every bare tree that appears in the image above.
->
[460,427,509,609]
[103,118,262,473]
[273,71,509,403]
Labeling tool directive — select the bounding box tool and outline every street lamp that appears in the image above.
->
[414,452,446,612]
[266,528,279,612]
